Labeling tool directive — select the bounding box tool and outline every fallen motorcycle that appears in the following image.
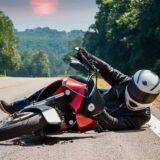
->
[0,47,106,141]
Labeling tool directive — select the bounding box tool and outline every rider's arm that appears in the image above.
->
[95,108,151,131]
[92,55,130,86]
[79,48,130,86]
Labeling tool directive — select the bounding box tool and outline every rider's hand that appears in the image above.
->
[78,47,91,60]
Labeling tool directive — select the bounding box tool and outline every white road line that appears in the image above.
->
[148,114,160,137]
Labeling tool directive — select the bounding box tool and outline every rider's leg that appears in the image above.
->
[12,88,43,112]
[0,88,43,114]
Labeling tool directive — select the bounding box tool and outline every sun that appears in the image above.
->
[30,0,58,15]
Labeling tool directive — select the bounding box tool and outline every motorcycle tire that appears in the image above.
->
[0,112,47,141]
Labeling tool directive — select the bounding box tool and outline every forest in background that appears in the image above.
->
[12,28,84,77]
[0,11,84,77]
[1,0,160,77]
[83,0,160,76]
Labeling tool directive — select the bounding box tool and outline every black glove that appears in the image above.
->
[78,48,100,70]
[78,48,91,60]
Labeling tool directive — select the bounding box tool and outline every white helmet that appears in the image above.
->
[125,70,160,111]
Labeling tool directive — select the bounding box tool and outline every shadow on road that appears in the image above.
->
[0,134,96,146]
[0,128,147,146]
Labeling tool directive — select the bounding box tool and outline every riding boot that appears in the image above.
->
[0,100,15,114]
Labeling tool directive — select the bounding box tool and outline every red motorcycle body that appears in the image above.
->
[38,77,97,132]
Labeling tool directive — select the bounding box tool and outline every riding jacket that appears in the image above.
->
[88,53,151,131]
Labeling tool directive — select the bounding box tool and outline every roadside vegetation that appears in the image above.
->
[0,11,84,77]
[83,0,160,76]
[0,11,21,74]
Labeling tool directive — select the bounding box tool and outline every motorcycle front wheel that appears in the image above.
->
[0,112,47,141]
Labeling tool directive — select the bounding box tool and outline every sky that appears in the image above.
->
[0,0,98,31]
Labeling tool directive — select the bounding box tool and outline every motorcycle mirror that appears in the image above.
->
[70,57,88,74]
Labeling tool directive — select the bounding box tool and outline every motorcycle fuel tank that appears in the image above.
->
[63,77,86,113]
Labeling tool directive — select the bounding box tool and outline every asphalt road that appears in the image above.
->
[0,77,160,160]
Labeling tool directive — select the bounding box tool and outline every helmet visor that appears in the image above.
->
[128,80,158,104]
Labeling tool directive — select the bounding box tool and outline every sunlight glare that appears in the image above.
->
[30,0,58,15]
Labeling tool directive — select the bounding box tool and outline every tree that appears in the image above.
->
[83,0,112,59]
[9,50,33,77]
[32,51,50,77]
[0,11,21,73]
[83,0,160,75]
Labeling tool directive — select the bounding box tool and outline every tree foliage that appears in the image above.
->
[9,50,51,77]
[0,11,21,73]
[8,28,84,77]
[83,0,160,76]
[16,28,84,55]
[32,51,50,77]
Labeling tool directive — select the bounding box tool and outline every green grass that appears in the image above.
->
[57,74,70,78]
[0,75,5,77]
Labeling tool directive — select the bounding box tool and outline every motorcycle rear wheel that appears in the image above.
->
[0,112,47,141]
